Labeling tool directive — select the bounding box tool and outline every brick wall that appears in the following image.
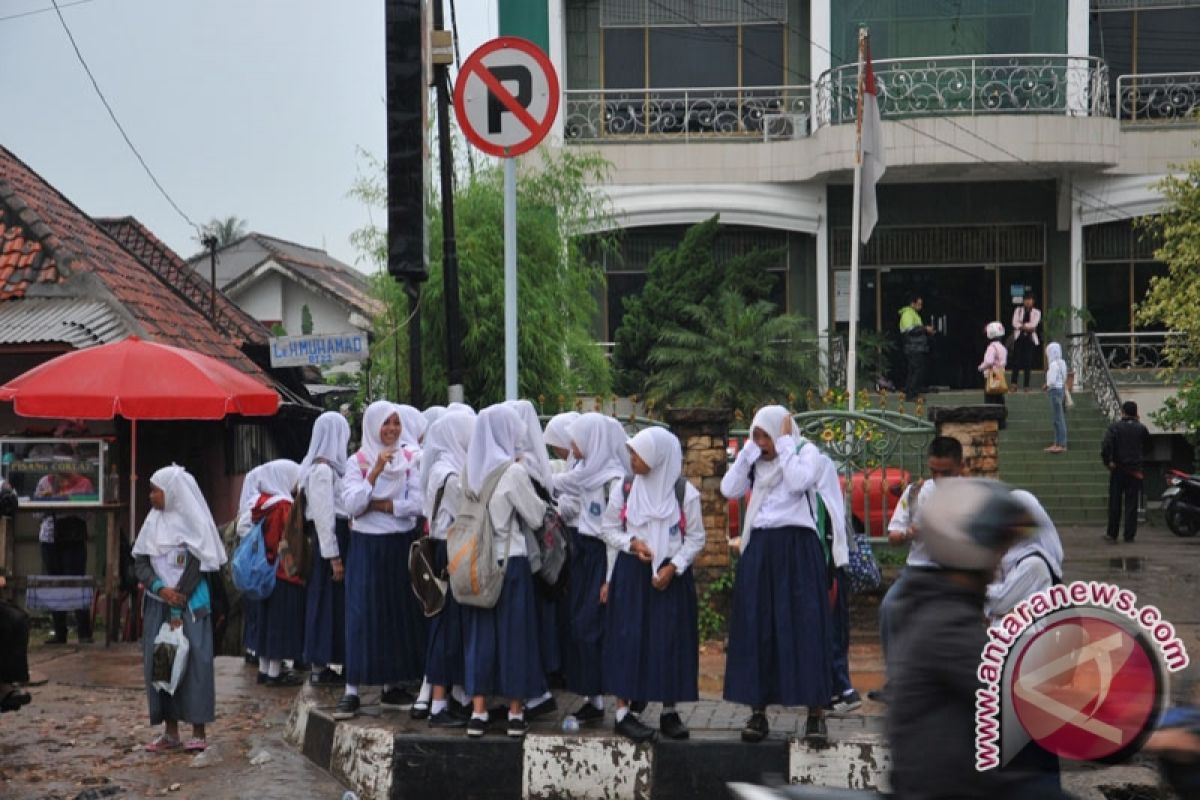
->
[665,408,734,586]
[927,406,1007,478]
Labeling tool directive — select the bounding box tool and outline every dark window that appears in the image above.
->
[603,28,645,89]
[1086,263,1130,333]
[743,25,785,87]
[648,27,738,88]
[606,272,648,341]
[1134,262,1169,332]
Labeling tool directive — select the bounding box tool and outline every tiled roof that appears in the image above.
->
[96,216,268,347]
[0,146,266,379]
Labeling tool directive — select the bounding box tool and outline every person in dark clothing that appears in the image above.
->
[0,574,32,712]
[899,294,934,401]
[1102,401,1152,543]
[1009,292,1041,391]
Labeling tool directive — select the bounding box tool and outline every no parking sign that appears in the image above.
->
[453,37,560,158]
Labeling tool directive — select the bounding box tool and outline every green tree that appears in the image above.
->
[197,215,249,247]
[646,290,818,413]
[1136,162,1200,437]
[613,216,780,395]
[301,304,314,335]
[350,147,614,405]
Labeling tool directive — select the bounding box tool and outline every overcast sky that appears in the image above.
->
[0,0,495,269]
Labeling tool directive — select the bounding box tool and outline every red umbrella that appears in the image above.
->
[0,335,279,542]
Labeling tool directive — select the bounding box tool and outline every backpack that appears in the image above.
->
[231,519,276,601]
[410,476,450,617]
[523,479,570,596]
[279,488,313,581]
[446,463,513,609]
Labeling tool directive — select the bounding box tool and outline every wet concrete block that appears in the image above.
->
[302,709,337,773]
[332,721,396,800]
[523,735,653,799]
[652,736,790,800]
[789,735,891,792]
[392,735,522,800]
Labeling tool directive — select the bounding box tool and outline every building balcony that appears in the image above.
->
[1116,72,1200,125]
[814,54,1111,126]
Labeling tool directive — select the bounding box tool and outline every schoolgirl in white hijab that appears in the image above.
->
[446,402,475,417]
[132,465,224,753]
[1044,342,1069,452]
[416,411,475,726]
[396,403,429,451]
[298,412,352,685]
[720,404,831,744]
[986,490,1064,624]
[543,412,579,471]
[335,399,427,720]
[600,427,704,742]
[460,405,548,739]
[236,460,299,538]
[422,405,447,427]
[504,399,553,492]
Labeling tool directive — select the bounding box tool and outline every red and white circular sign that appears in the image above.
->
[453,37,560,158]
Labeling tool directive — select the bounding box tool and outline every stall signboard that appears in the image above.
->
[0,438,111,508]
[269,332,368,368]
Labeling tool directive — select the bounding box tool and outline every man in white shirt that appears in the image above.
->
[868,435,964,703]
[1010,291,1041,391]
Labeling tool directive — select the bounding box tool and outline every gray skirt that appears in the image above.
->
[142,597,215,725]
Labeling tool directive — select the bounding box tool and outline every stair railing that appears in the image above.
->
[1066,332,1123,421]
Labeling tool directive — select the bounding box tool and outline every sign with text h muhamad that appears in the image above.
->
[454,36,559,399]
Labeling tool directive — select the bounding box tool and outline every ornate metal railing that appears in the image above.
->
[731,408,935,540]
[1093,0,1200,8]
[826,334,848,391]
[1116,72,1200,124]
[815,54,1111,126]
[563,85,811,142]
[1067,332,1123,421]
[1093,331,1188,384]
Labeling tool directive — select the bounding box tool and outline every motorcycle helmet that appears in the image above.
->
[917,478,1034,572]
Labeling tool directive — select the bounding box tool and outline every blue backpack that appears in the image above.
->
[231,518,276,601]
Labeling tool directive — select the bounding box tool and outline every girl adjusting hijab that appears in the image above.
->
[624,427,684,575]
[133,465,227,590]
[736,405,814,549]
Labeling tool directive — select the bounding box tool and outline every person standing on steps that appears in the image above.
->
[1010,291,1041,392]
[1102,401,1151,544]
[1043,342,1069,454]
[979,322,1008,430]
[899,294,934,401]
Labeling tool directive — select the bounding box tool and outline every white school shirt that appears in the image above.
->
[1045,359,1068,389]
[341,454,424,534]
[301,463,345,560]
[985,556,1053,624]
[719,434,822,533]
[576,477,622,538]
[886,479,939,569]
[486,462,547,560]
[1011,306,1041,346]
[600,482,706,581]
[428,473,463,541]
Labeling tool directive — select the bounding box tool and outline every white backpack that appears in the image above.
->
[446,462,512,609]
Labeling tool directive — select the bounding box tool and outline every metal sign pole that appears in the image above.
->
[504,156,518,400]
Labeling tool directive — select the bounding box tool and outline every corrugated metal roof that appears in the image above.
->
[0,298,129,347]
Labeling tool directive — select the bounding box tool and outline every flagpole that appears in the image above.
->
[846,27,867,414]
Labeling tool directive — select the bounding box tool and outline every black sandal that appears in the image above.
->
[0,687,31,712]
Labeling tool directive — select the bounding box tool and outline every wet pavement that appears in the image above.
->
[0,645,346,800]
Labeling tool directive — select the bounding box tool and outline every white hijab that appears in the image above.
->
[465,404,522,496]
[132,465,227,571]
[358,400,405,478]
[396,403,428,449]
[446,402,476,417]
[543,412,579,451]
[556,413,629,496]
[299,412,350,485]
[422,406,447,427]
[421,411,475,518]
[625,427,683,569]
[253,459,300,510]
[741,405,793,540]
[1046,342,1064,364]
[505,399,553,491]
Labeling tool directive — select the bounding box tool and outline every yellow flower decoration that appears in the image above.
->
[821,428,836,442]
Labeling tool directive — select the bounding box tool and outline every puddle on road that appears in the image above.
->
[1107,557,1144,572]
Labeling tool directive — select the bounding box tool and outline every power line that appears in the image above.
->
[0,0,93,23]
[48,0,200,233]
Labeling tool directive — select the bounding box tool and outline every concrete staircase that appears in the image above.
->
[926,381,1112,526]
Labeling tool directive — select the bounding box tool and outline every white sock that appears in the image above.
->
[471,711,488,721]
[383,683,393,693]
[509,710,524,721]
[267,659,282,679]
[345,684,359,697]
[417,678,432,704]
[589,696,604,710]
[615,707,629,723]
[527,691,552,708]
[258,657,269,674]
[431,699,448,715]
[451,685,469,705]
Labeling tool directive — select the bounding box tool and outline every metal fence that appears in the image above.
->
[1116,71,1200,124]
[1067,332,1124,421]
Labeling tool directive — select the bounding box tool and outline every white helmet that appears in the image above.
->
[917,478,1034,572]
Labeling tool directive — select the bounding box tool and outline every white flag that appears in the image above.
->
[859,38,886,244]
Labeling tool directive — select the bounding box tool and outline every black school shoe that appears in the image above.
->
[410,701,430,720]
[525,697,558,721]
[659,712,689,740]
[310,668,344,686]
[429,708,468,728]
[265,671,305,687]
[805,714,828,743]
[507,717,529,738]
[573,702,604,723]
[332,694,361,720]
[380,687,415,709]
[629,700,647,714]
[466,717,488,738]
[256,672,269,685]
[615,713,657,743]
[741,711,769,743]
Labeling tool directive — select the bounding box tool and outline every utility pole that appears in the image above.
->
[202,234,218,321]
[431,0,465,403]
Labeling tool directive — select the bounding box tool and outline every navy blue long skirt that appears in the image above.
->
[424,539,464,688]
[344,528,427,686]
[602,552,699,703]
[243,596,262,654]
[564,531,606,696]
[303,517,351,667]
[535,587,563,678]
[258,579,306,663]
[462,556,546,700]
[723,526,832,708]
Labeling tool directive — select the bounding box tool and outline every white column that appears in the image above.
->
[811,0,832,131]
[1066,0,1090,116]
[815,187,830,391]
[547,0,566,144]
[1070,185,1085,335]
